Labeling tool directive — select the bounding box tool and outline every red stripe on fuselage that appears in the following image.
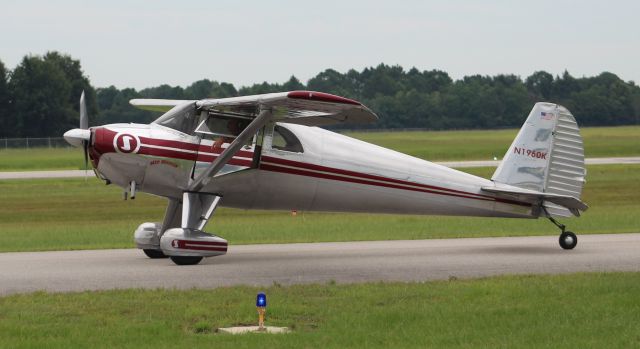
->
[139,136,254,158]
[261,156,496,200]
[138,146,253,167]
[259,163,511,205]
[97,131,529,208]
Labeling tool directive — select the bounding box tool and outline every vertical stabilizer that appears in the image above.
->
[492,103,586,217]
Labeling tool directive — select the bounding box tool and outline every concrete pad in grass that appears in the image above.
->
[218,326,290,334]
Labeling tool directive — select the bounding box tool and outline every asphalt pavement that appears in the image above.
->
[1,233,638,295]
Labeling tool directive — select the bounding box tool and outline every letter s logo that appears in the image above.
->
[113,133,141,154]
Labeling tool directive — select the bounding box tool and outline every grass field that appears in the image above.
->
[0,272,638,348]
[1,125,638,171]
[345,125,640,161]
[0,164,637,252]
[0,147,83,171]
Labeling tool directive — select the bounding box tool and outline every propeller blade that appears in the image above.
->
[64,91,92,180]
[79,90,88,130]
[83,139,89,180]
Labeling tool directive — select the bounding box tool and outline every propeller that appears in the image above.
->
[79,91,89,175]
[63,90,91,178]
[79,90,88,130]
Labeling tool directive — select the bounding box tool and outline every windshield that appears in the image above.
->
[152,102,200,134]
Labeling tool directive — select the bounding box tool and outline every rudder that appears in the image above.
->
[492,102,587,217]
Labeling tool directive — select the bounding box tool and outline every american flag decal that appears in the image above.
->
[540,111,554,120]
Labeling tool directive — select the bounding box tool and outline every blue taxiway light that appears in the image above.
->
[256,292,267,308]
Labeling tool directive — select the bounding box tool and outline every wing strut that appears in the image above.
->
[188,108,272,192]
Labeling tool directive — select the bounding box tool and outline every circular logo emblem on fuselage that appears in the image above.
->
[113,133,141,154]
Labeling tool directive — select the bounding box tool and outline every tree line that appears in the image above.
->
[1,51,639,137]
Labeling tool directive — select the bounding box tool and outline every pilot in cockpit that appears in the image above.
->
[212,119,242,150]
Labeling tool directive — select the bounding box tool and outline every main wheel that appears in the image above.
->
[170,256,204,265]
[559,231,578,250]
[143,249,168,259]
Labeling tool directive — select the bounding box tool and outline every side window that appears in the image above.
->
[195,115,254,147]
[204,117,250,138]
[196,115,250,139]
[272,125,303,153]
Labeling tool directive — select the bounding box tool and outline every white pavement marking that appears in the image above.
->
[1,157,638,179]
[0,233,638,295]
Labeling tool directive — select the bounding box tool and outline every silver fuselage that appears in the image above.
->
[90,122,534,218]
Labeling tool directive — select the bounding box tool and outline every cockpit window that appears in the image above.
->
[272,125,303,153]
[196,115,250,138]
[152,102,200,134]
[194,115,253,147]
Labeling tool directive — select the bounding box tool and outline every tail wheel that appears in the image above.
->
[559,231,578,250]
[170,256,204,265]
[143,249,168,259]
[546,209,578,250]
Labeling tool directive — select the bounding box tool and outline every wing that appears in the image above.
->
[131,91,377,126]
[131,91,377,125]
[131,91,378,191]
[130,99,195,112]
[196,91,377,126]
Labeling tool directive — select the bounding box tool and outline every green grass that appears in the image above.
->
[0,147,85,171]
[345,125,640,161]
[1,125,638,170]
[0,164,637,252]
[0,273,638,348]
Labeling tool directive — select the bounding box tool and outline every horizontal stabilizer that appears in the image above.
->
[481,185,588,216]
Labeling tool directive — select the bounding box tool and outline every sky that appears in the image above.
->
[1,0,638,90]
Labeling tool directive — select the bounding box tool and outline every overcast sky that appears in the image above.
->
[1,0,638,90]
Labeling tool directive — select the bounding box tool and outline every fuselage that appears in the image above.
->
[88,122,534,218]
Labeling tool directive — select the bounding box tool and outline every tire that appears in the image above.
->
[170,256,204,265]
[559,231,578,250]
[143,249,168,259]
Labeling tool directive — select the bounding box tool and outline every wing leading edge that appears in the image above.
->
[129,99,196,113]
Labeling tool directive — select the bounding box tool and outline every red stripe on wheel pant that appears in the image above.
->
[172,240,228,251]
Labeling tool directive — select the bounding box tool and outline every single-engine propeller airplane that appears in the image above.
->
[64,90,587,265]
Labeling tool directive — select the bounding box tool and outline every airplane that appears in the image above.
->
[63,90,587,265]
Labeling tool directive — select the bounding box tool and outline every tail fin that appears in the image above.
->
[491,102,587,217]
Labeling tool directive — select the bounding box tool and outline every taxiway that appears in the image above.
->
[1,233,638,295]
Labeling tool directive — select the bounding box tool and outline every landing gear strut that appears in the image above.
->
[545,210,578,250]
